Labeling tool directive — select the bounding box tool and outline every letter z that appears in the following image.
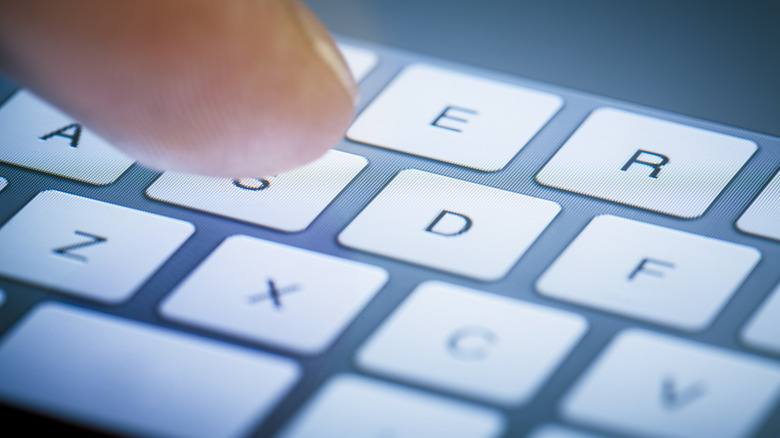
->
[53,231,107,262]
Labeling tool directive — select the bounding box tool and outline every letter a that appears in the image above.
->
[425,210,473,236]
[39,123,83,148]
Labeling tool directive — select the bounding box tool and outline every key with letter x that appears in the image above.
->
[161,236,387,354]
[248,280,301,309]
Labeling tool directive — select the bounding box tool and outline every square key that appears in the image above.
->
[278,375,504,438]
[742,282,780,355]
[737,169,780,242]
[347,64,562,171]
[0,190,194,303]
[160,236,388,355]
[537,215,760,331]
[357,282,587,406]
[0,303,299,438]
[527,425,606,438]
[536,108,757,218]
[146,150,367,233]
[562,330,780,438]
[338,170,561,281]
[0,91,133,185]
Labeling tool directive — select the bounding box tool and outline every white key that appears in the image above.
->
[160,235,388,354]
[0,190,194,304]
[536,108,757,218]
[742,282,780,354]
[347,64,562,172]
[737,169,780,241]
[357,281,586,406]
[146,150,366,233]
[562,330,780,438]
[537,215,760,330]
[338,44,378,81]
[528,424,611,438]
[0,176,7,192]
[0,91,133,185]
[0,302,299,438]
[339,170,560,281]
[278,375,505,438]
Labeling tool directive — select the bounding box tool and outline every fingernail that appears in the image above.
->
[286,0,359,105]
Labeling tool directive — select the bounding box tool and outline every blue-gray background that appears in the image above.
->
[308,0,780,138]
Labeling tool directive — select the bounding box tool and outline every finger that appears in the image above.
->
[0,0,357,178]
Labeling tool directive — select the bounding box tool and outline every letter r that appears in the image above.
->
[620,150,670,178]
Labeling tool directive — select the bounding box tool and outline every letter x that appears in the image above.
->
[247,279,300,309]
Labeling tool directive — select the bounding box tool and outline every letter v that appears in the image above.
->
[661,376,706,410]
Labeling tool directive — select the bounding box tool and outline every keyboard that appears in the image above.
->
[0,39,779,438]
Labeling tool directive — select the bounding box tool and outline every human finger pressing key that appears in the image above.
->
[0,0,358,178]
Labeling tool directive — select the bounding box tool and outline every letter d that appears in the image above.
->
[425,210,472,236]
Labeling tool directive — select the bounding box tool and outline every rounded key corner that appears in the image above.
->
[178,220,197,235]
[343,128,370,145]
[739,136,760,151]
[587,106,620,117]
[744,245,763,262]
[589,213,622,223]
[546,199,564,214]
[273,224,310,234]
[83,178,121,187]
[351,346,374,372]
[532,287,590,329]
[284,340,333,357]
[735,218,751,235]
[533,171,559,190]
[341,150,369,166]
[737,327,761,353]
[567,310,590,332]
[397,63,432,75]
[476,163,506,173]
[96,293,136,307]
[23,299,67,316]
[334,231,351,247]
[370,265,391,282]
[670,211,705,220]
[738,329,780,359]
[471,268,513,283]
[36,188,67,198]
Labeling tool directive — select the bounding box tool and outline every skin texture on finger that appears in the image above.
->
[0,0,357,177]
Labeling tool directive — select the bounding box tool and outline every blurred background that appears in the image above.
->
[307,0,780,137]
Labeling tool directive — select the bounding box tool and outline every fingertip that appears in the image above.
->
[0,0,357,178]
[285,0,359,103]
